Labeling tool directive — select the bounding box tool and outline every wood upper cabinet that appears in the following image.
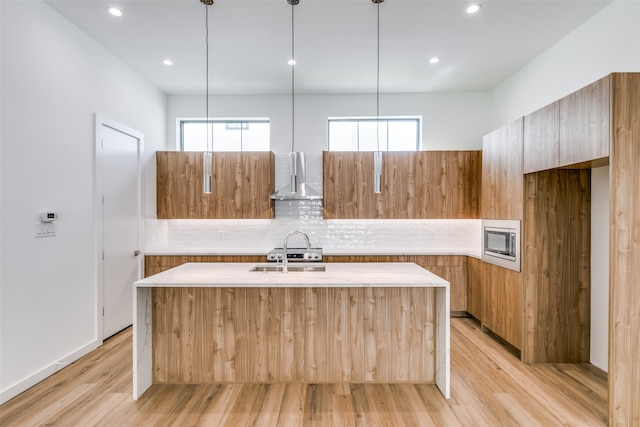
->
[481,118,524,220]
[559,75,610,166]
[156,151,275,219]
[523,101,560,173]
[323,151,481,219]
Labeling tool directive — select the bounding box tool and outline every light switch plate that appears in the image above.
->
[34,222,57,238]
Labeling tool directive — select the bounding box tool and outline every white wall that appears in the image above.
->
[492,0,640,127]
[0,0,167,403]
[167,91,492,155]
[591,166,609,371]
[491,0,640,372]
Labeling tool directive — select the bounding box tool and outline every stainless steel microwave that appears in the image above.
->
[481,219,521,272]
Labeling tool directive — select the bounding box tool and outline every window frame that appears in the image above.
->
[177,117,270,152]
[327,116,422,152]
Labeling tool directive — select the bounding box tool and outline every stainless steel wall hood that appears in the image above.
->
[270,152,322,200]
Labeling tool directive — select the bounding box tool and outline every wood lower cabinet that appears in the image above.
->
[466,257,482,321]
[325,255,467,313]
[481,263,522,351]
[145,255,264,277]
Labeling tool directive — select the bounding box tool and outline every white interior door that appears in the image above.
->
[98,120,142,339]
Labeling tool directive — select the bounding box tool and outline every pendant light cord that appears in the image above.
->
[376,0,380,152]
[205,3,211,153]
[290,2,295,154]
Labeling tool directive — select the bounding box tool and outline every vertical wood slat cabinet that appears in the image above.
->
[523,101,560,173]
[521,169,591,364]
[322,151,481,219]
[559,75,610,166]
[609,72,640,426]
[156,151,275,219]
[481,118,524,220]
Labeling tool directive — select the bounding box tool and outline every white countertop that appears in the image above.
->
[134,262,450,288]
[143,248,481,258]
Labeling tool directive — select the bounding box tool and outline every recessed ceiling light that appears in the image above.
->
[107,7,122,17]
[429,57,440,64]
[466,3,482,14]
[287,59,296,66]
[162,59,174,66]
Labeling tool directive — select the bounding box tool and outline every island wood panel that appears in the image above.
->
[324,255,466,312]
[609,72,640,426]
[152,287,436,384]
[523,101,560,173]
[481,118,524,220]
[559,75,610,166]
[322,151,480,219]
[481,263,522,351]
[156,151,274,219]
[522,169,591,364]
[466,256,482,321]
[144,255,264,277]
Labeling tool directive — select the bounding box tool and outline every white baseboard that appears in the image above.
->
[0,339,102,405]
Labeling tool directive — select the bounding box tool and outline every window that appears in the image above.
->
[179,118,270,151]
[328,117,421,151]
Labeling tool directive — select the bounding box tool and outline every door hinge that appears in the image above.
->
[102,251,105,261]
[102,307,105,316]
[102,195,105,205]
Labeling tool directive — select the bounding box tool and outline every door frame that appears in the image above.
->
[94,113,144,343]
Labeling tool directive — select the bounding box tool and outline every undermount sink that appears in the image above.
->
[249,263,326,273]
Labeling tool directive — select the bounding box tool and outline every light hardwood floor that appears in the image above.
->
[0,318,607,426]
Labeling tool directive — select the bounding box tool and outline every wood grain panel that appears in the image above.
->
[151,287,436,384]
[524,101,560,173]
[156,151,274,219]
[481,118,524,220]
[609,72,640,426]
[560,75,610,166]
[323,151,480,219]
[481,263,522,350]
[324,255,466,312]
[466,257,482,321]
[522,169,591,363]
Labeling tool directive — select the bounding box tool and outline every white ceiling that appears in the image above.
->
[44,0,612,95]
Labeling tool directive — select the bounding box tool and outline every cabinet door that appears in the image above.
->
[524,101,560,173]
[481,118,524,220]
[559,76,610,166]
[466,257,482,321]
[482,263,522,350]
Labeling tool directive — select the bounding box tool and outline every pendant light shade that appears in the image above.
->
[202,0,214,193]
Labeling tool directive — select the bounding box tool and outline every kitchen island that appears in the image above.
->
[133,262,450,399]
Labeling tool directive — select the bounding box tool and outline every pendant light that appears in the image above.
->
[373,0,383,194]
[202,0,214,194]
[288,0,299,194]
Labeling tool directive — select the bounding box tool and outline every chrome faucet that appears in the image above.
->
[282,230,311,273]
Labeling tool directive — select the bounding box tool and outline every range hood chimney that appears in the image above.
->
[270,152,322,200]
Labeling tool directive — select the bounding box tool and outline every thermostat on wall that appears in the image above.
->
[41,212,58,223]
